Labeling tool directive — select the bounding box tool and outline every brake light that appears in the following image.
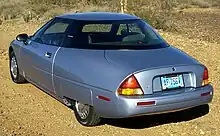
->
[117,75,144,96]
[202,67,209,86]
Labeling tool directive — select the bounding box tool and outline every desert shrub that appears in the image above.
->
[176,0,218,8]
[76,5,112,12]
[0,19,3,25]
[31,5,49,16]
[25,0,178,31]
[27,0,80,5]
[130,0,178,31]
[75,2,114,12]
[0,0,180,31]
[191,0,211,8]
[22,13,31,23]
[41,8,66,20]
[0,4,23,20]
[211,0,220,7]
[178,4,192,9]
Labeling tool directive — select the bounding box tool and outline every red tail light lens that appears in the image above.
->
[117,75,144,96]
[120,76,140,88]
[202,67,209,86]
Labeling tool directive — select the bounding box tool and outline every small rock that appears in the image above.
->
[200,129,205,135]
[72,124,77,128]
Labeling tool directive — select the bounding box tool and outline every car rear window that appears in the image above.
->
[65,19,169,50]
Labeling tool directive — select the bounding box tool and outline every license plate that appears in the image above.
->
[161,74,184,90]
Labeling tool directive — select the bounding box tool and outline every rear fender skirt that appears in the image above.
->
[91,88,118,117]
[54,75,93,105]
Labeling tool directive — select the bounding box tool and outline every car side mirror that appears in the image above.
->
[16,34,28,42]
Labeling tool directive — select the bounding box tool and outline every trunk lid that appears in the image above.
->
[104,46,199,71]
[105,46,203,95]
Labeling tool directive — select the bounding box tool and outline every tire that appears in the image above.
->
[73,101,101,126]
[9,51,27,83]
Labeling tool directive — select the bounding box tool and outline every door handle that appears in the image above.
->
[45,52,52,58]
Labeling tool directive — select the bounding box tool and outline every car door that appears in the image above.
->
[19,18,72,94]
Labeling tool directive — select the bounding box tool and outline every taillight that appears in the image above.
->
[202,67,209,86]
[117,75,144,96]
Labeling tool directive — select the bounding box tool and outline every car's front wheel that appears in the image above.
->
[9,51,27,83]
[73,101,101,126]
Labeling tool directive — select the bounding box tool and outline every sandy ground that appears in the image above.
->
[0,13,220,136]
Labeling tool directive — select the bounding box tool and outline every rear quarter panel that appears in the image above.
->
[53,48,131,105]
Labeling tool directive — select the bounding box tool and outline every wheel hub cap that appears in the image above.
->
[10,57,18,79]
[75,102,90,119]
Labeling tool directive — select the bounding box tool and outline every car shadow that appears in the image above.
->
[101,104,209,129]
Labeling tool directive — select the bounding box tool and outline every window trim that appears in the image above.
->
[32,18,73,47]
[30,18,54,41]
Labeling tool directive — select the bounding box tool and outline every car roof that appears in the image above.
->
[57,12,140,21]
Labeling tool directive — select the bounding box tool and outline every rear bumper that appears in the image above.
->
[99,85,213,118]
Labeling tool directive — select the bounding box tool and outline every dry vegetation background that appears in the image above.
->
[0,0,220,136]
[1,0,220,40]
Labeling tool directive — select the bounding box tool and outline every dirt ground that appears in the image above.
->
[0,9,220,136]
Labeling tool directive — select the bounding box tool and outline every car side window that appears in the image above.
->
[117,23,142,35]
[117,24,128,35]
[38,20,71,46]
[128,23,142,33]
[30,19,54,41]
[44,23,69,34]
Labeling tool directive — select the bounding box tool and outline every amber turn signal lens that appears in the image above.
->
[118,88,143,96]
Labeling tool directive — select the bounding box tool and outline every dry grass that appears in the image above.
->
[171,8,220,44]
[0,0,220,31]
[176,0,220,8]
[0,0,118,23]
[129,0,177,31]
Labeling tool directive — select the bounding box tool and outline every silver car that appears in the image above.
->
[9,12,213,126]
